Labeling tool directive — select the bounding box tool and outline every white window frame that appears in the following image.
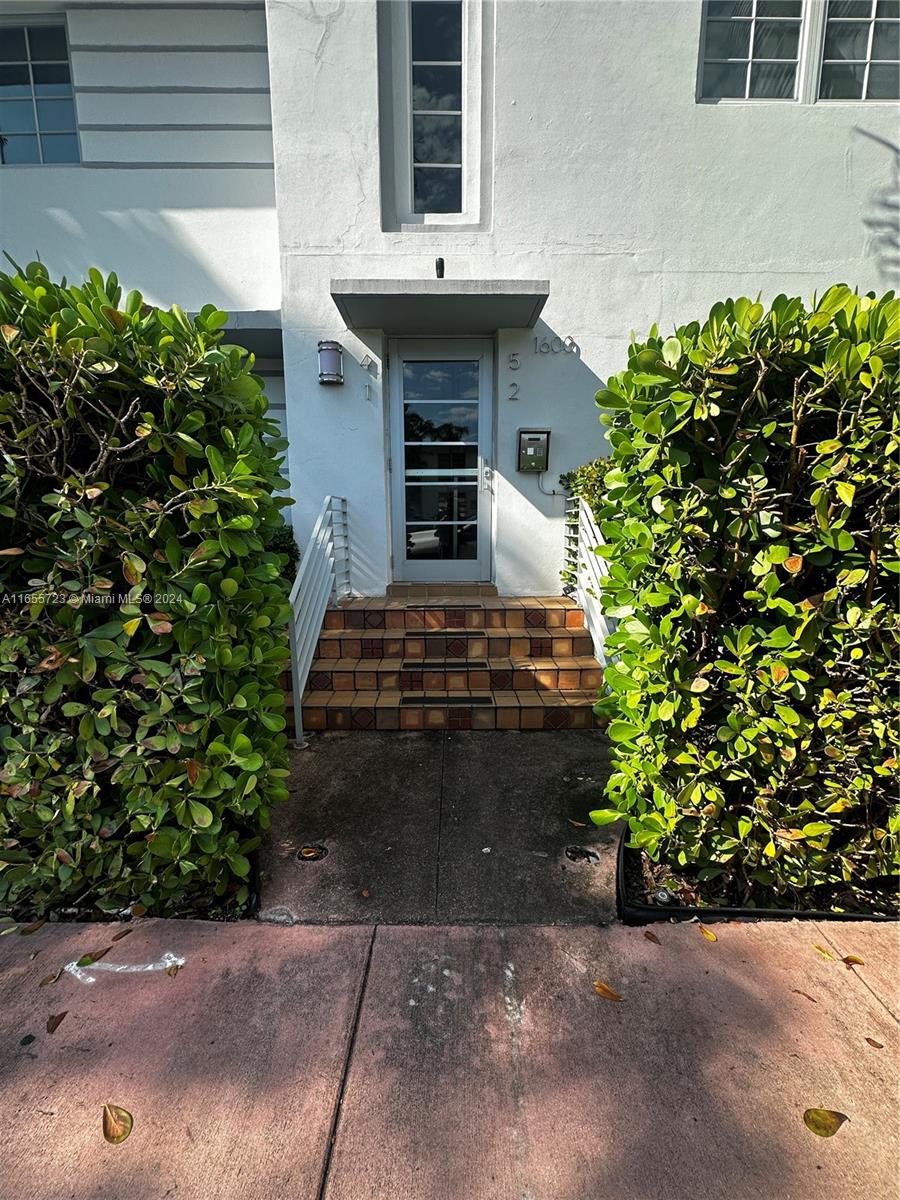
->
[697,0,809,103]
[814,0,900,103]
[696,0,899,103]
[0,11,80,166]
[389,0,486,229]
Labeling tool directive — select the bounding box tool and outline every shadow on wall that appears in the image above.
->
[857,128,900,289]
[3,172,279,311]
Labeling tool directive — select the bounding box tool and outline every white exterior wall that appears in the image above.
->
[268,0,897,596]
[0,1,279,313]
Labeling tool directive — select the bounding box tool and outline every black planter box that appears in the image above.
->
[616,829,897,925]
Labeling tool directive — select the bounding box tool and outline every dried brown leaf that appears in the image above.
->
[803,1108,848,1138]
[46,1011,67,1034]
[20,919,47,936]
[131,904,147,918]
[865,1037,884,1050]
[568,819,587,828]
[792,989,817,1004]
[643,930,661,945]
[38,968,63,988]
[111,929,132,943]
[165,963,180,979]
[699,924,718,942]
[842,955,864,969]
[813,944,834,961]
[102,1104,133,1145]
[592,979,623,1002]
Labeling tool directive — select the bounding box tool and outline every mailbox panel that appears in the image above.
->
[517,428,550,473]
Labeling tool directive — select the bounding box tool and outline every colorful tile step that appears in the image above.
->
[296,595,605,735]
[306,657,602,693]
[300,691,603,732]
[314,629,596,660]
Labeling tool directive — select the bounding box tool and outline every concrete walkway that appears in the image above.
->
[259,731,617,926]
[1,916,896,1200]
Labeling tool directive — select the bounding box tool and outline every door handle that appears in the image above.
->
[481,465,494,492]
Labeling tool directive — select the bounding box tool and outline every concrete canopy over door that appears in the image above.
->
[330,278,550,335]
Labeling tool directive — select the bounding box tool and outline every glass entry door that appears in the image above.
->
[389,339,493,581]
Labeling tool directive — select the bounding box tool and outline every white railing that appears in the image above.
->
[566,496,613,666]
[288,495,350,745]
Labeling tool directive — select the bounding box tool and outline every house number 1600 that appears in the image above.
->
[533,335,578,354]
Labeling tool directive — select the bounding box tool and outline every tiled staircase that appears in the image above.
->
[295,594,604,732]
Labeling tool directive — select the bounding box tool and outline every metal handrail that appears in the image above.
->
[287,495,350,745]
[574,496,613,666]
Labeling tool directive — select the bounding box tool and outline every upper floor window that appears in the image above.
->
[0,22,78,165]
[700,1,804,100]
[819,0,899,99]
[410,1,462,213]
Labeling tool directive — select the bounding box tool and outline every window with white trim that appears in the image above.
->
[819,0,899,99]
[378,0,491,231]
[410,1,463,213]
[700,1,804,100]
[0,21,78,165]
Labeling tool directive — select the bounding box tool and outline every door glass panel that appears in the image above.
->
[404,401,478,442]
[404,445,477,481]
[406,485,477,521]
[402,359,479,563]
[402,360,478,401]
[406,523,476,560]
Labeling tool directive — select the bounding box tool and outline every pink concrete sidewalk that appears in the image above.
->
[1,917,896,1200]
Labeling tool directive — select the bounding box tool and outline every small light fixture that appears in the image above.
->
[318,340,344,385]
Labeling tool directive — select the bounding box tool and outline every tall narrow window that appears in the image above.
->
[699,1,804,100]
[0,22,78,164]
[819,0,899,99]
[410,1,462,213]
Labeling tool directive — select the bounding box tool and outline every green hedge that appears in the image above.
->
[0,263,292,918]
[587,286,899,910]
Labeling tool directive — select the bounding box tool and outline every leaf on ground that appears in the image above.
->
[592,979,623,1002]
[813,944,834,961]
[111,929,132,943]
[46,1011,67,1034]
[165,963,180,979]
[699,924,718,942]
[361,889,370,898]
[643,930,661,945]
[568,819,587,828]
[39,968,63,988]
[803,1108,848,1138]
[1,924,18,936]
[102,1104,134,1145]
[865,1037,884,1050]
[76,947,112,968]
[792,989,817,1004]
[842,955,864,968]
[20,919,47,936]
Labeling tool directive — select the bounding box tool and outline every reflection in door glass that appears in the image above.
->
[406,523,477,559]
[404,402,478,442]
[402,360,478,401]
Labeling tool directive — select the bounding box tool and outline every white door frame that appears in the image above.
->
[388,337,494,582]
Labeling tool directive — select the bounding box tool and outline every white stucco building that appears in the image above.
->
[1,0,897,596]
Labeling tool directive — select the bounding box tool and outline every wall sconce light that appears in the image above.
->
[318,340,344,385]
